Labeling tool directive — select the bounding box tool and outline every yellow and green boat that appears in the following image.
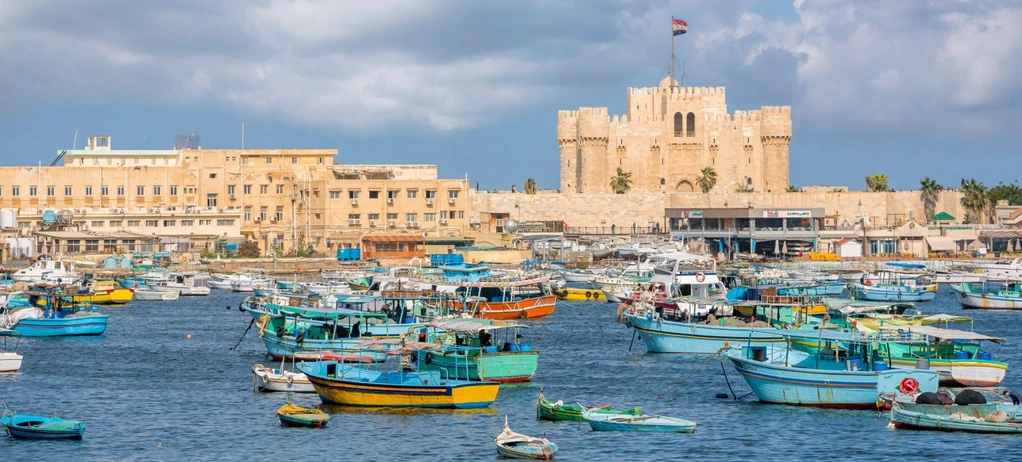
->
[536,389,642,422]
[411,320,539,383]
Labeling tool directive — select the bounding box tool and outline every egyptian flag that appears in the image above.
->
[673,18,688,36]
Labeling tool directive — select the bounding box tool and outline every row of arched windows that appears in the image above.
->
[673,112,695,137]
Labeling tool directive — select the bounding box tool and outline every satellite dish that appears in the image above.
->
[504,219,518,234]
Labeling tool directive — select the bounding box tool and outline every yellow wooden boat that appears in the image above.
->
[82,280,134,305]
[555,287,606,302]
[298,361,500,408]
[276,400,330,428]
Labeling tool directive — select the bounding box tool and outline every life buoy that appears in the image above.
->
[519,310,528,319]
[585,291,593,298]
[898,377,919,394]
[865,280,873,286]
[424,352,433,365]
[695,272,706,283]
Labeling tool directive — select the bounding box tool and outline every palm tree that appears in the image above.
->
[960,178,990,224]
[609,168,632,194]
[735,183,755,193]
[786,185,799,193]
[919,177,941,221]
[696,166,717,193]
[524,178,537,195]
[865,174,889,192]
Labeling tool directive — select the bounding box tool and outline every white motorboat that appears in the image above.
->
[252,364,315,393]
[0,331,23,373]
[971,259,1022,280]
[150,274,211,296]
[133,290,180,301]
[11,258,79,284]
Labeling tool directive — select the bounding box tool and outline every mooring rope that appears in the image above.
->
[656,346,728,399]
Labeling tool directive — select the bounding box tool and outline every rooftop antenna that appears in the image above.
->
[72,129,78,150]
[241,122,245,150]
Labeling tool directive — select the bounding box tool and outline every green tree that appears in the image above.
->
[609,168,632,194]
[919,177,942,221]
[524,178,537,195]
[786,185,799,193]
[987,181,1022,206]
[960,178,990,224]
[865,174,889,192]
[696,166,717,193]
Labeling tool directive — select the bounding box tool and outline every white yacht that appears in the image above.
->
[970,259,1022,280]
[11,258,79,284]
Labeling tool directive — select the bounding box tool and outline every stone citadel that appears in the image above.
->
[558,77,791,194]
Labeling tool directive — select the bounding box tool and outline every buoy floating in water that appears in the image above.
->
[187,334,192,339]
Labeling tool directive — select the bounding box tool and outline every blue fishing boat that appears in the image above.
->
[724,330,940,409]
[851,283,936,302]
[298,360,500,409]
[1,408,86,439]
[777,282,846,297]
[0,288,107,337]
[256,309,393,362]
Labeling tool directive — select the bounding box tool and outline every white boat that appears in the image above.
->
[150,274,211,296]
[582,411,697,433]
[559,270,595,283]
[971,259,1022,280]
[231,277,271,292]
[494,416,558,459]
[0,331,23,373]
[252,364,315,393]
[133,290,180,301]
[208,273,263,290]
[11,258,79,284]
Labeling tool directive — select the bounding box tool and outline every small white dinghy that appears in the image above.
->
[494,416,557,460]
[0,330,23,373]
[134,290,180,301]
[252,364,315,393]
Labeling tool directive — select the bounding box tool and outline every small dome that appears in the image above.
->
[658,76,679,88]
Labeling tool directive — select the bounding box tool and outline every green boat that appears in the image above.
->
[536,389,642,422]
[276,399,330,428]
[411,320,539,383]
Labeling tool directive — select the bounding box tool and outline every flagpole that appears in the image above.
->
[670,16,676,89]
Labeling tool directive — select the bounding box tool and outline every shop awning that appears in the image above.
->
[925,236,956,251]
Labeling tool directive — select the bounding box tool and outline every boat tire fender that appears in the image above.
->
[585,291,592,298]
[275,326,286,339]
[519,311,528,320]
[424,352,433,365]
[295,330,306,344]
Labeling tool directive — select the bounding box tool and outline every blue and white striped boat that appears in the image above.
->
[852,283,936,302]
[724,330,939,409]
[628,314,783,354]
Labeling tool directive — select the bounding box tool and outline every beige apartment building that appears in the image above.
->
[0,136,470,255]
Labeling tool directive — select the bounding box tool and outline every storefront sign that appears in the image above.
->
[763,210,810,218]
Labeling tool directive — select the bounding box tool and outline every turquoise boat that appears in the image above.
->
[725,330,940,409]
[952,282,1022,310]
[1,408,86,439]
[410,320,539,383]
[298,360,500,409]
[0,290,107,337]
[256,308,394,362]
[852,283,936,302]
[777,282,846,297]
[890,401,1022,433]
[581,411,696,433]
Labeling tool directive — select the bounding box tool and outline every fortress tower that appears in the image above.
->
[558,78,792,194]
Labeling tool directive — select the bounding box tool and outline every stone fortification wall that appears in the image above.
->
[472,190,967,229]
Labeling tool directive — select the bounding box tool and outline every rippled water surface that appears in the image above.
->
[2,286,1021,461]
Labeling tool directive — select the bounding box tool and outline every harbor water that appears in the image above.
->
[2,286,1020,461]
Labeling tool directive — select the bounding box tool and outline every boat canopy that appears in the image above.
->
[427,320,523,333]
[772,329,928,344]
[877,325,1006,344]
[823,298,915,314]
[278,305,388,320]
[886,262,926,270]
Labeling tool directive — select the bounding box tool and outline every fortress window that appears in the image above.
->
[674,113,683,137]
[686,113,695,137]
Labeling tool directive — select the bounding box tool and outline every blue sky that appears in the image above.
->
[0,0,1019,191]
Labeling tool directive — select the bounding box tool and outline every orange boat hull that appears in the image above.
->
[455,295,556,320]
